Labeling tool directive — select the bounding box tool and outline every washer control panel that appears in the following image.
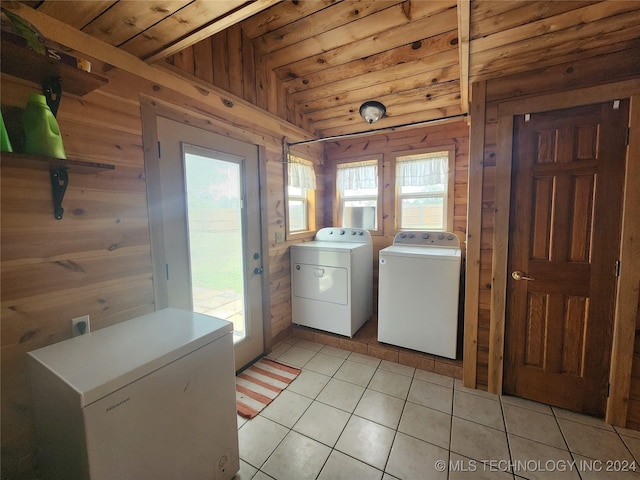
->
[315,227,372,244]
[393,231,460,248]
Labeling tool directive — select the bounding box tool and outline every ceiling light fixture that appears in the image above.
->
[359,101,386,124]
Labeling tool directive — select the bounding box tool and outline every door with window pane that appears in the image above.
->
[153,117,264,370]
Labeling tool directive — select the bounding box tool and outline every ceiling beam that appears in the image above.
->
[144,0,281,64]
[457,0,470,114]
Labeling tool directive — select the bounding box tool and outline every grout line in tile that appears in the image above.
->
[378,430,396,477]
[618,434,640,466]
[447,389,455,480]
[550,407,575,456]
[243,345,640,480]
[312,440,332,480]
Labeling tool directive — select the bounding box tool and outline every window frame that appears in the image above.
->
[284,155,317,240]
[334,155,383,235]
[393,146,455,232]
[286,185,309,234]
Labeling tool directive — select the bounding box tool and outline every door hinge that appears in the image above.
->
[158,141,162,158]
[607,382,611,397]
[615,260,621,277]
[165,263,169,280]
[625,127,630,146]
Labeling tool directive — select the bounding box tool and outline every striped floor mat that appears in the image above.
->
[236,358,301,419]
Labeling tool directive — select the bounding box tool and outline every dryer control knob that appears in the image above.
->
[351,231,357,235]
[408,233,415,238]
[438,234,444,240]
[339,230,345,235]
[359,231,364,235]
[422,233,430,239]
[447,234,454,240]
[400,233,406,238]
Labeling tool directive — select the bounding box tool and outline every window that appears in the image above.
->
[395,149,454,230]
[287,156,316,234]
[336,159,380,231]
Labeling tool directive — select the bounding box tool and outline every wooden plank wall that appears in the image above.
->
[467,49,640,394]
[324,120,470,308]
[267,141,326,346]
[1,73,154,477]
[166,26,258,117]
[0,64,323,480]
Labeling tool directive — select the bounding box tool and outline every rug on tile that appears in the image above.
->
[236,358,301,419]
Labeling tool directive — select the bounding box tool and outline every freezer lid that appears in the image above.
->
[290,241,369,253]
[379,245,461,261]
[27,308,233,407]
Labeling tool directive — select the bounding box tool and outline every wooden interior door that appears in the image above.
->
[504,100,629,417]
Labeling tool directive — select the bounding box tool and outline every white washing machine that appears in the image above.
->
[377,231,461,359]
[291,227,373,337]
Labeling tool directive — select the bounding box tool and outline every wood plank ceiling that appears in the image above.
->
[26,0,640,138]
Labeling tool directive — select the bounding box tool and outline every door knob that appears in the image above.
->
[254,266,264,275]
[512,270,534,281]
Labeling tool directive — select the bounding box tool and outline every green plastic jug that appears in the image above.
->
[0,110,12,152]
[23,93,66,158]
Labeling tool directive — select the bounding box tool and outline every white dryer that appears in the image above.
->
[291,227,373,337]
[377,231,461,359]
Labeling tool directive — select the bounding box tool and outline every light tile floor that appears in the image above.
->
[235,337,640,480]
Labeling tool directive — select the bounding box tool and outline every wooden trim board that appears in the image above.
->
[144,0,280,63]
[457,0,470,115]
[607,94,640,426]
[487,114,513,394]
[463,81,486,388]
[258,144,273,354]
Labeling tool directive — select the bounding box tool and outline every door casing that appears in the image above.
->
[140,98,273,368]
[464,79,640,427]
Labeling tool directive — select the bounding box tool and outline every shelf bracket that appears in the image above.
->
[50,168,68,220]
[42,76,62,117]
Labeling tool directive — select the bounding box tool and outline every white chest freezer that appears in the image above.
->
[27,307,239,480]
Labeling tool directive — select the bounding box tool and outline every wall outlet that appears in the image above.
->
[275,231,284,244]
[71,315,90,337]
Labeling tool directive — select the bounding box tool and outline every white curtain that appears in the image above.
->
[336,160,378,191]
[288,157,316,190]
[396,152,448,187]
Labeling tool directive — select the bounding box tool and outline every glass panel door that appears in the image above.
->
[183,148,247,342]
[152,117,264,370]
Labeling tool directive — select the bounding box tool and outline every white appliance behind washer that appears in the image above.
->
[28,308,239,480]
[291,227,373,337]
[378,231,461,359]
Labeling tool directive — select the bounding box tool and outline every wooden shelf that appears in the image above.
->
[1,37,112,220]
[1,151,115,174]
[1,152,115,220]
[0,41,108,96]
